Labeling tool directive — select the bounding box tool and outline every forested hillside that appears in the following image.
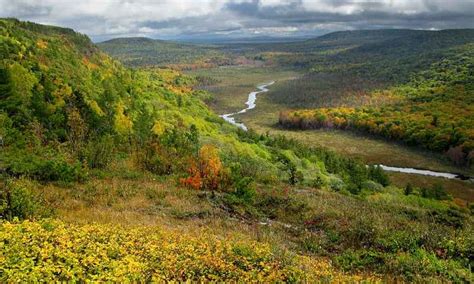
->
[98,37,235,69]
[267,29,474,106]
[1,19,473,282]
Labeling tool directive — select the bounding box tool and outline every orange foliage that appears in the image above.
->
[180,144,225,191]
[82,57,99,70]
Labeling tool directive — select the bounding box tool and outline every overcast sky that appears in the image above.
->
[1,0,474,42]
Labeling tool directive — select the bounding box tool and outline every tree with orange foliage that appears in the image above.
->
[180,144,226,191]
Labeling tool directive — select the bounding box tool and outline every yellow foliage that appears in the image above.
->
[114,101,133,135]
[0,219,380,282]
[85,99,105,117]
[36,39,48,49]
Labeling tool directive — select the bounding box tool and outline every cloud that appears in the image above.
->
[1,0,473,41]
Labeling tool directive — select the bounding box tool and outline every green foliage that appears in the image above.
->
[229,163,256,204]
[368,165,390,186]
[0,178,48,220]
[404,183,414,195]
[430,207,467,229]
[82,134,115,169]
[389,249,471,282]
[3,148,85,182]
[421,183,450,200]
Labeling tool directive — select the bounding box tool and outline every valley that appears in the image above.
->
[185,65,474,203]
[1,18,473,282]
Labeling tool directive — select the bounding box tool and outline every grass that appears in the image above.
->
[185,66,299,114]
[388,172,474,204]
[16,169,471,282]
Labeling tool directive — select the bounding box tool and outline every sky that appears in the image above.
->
[1,0,474,42]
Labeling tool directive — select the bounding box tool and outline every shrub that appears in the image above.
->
[0,219,376,282]
[329,176,345,191]
[180,144,227,191]
[137,138,173,175]
[230,164,256,204]
[430,207,466,229]
[137,126,200,176]
[256,189,308,221]
[4,149,86,182]
[83,134,114,169]
[389,249,471,282]
[33,158,84,182]
[361,180,383,192]
[311,175,325,188]
[368,165,390,186]
[421,183,450,200]
[335,250,386,272]
[0,178,48,220]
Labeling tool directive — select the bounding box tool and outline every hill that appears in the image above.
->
[98,37,234,69]
[1,19,473,282]
[275,30,474,167]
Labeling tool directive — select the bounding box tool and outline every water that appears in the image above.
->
[220,81,275,131]
[377,165,472,181]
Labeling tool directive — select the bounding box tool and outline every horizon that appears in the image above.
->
[4,17,472,44]
[96,27,474,44]
[1,0,473,42]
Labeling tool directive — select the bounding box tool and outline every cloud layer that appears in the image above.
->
[1,0,473,41]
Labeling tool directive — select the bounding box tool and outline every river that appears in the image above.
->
[220,81,472,182]
[220,81,274,131]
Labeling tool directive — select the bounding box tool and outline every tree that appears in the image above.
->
[0,63,37,120]
[180,144,225,191]
[404,183,413,195]
[368,165,390,186]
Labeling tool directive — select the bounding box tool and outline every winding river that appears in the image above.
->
[220,81,275,131]
[220,82,472,182]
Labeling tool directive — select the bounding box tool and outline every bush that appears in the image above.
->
[180,144,227,191]
[33,158,84,182]
[389,249,471,282]
[138,126,200,176]
[335,250,386,272]
[0,219,375,282]
[361,180,383,192]
[311,175,325,188]
[421,183,450,200]
[4,149,86,182]
[83,135,114,169]
[256,189,308,221]
[368,165,390,186]
[430,207,466,229]
[229,164,256,204]
[0,178,48,220]
[329,176,345,191]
